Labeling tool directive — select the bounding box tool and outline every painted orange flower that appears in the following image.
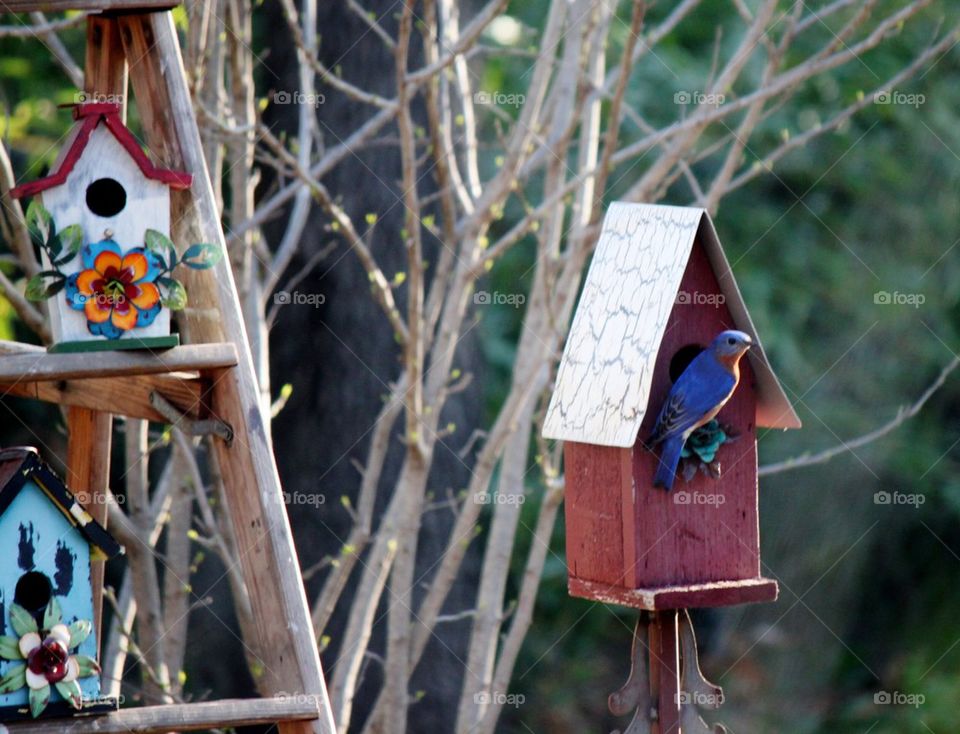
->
[66,240,162,339]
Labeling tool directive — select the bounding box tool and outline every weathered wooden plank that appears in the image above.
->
[2,373,208,422]
[3,697,319,733]
[66,407,112,643]
[0,342,237,382]
[85,15,127,121]
[0,341,208,420]
[568,577,779,610]
[118,12,335,734]
[0,0,178,12]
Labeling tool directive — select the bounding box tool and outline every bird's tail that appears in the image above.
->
[653,436,684,491]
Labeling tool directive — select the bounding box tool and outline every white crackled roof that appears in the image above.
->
[542,202,800,447]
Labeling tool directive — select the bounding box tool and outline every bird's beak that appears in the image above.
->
[743,335,753,349]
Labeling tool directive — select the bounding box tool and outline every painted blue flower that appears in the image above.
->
[64,239,164,339]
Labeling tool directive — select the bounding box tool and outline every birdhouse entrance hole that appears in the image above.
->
[14,570,52,618]
[85,177,127,217]
[669,343,705,382]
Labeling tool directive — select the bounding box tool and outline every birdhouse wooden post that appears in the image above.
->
[11,103,194,353]
[0,447,122,721]
[543,203,800,732]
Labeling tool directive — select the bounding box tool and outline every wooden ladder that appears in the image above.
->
[0,3,336,733]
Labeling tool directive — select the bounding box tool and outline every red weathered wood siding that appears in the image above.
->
[631,235,760,588]
[564,442,633,586]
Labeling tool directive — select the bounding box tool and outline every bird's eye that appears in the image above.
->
[727,337,736,346]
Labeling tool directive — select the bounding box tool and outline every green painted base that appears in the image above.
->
[48,335,181,354]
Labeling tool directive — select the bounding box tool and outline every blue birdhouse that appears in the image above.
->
[0,447,122,720]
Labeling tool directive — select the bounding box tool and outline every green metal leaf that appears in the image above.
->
[161,279,188,310]
[25,200,51,248]
[25,274,49,302]
[58,224,84,256]
[144,228,175,255]
[45,279,67,298]
[25,272,66,301]
[68,620,92,649]
[181,244,203,261]
[29,683,50,718]
[0,663,26,693]
[0,636,22,660]
[46,217,59,250]
[181,243,222,270]
[42,597,62,629]
[47,233,63,258]
[9,603,38,637]
[74,655,101,678]
[55,679,82,709]
[145,229,178,270]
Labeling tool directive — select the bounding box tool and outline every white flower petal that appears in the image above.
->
[49,624,70,646]
[63,656,80,683]
[18,632,41,658]
[26,668,48,690]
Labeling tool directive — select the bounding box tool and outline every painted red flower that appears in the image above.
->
[26,636,69,685]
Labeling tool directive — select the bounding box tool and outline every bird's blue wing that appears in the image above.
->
[650,353,736,443]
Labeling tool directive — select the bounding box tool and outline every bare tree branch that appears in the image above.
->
[0,12,88,38]
[760,357,960,477]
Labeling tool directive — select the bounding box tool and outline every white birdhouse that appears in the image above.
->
[11,103,194,352]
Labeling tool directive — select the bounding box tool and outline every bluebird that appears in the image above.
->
[649,330,753,490]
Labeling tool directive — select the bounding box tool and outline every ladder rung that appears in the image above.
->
[0,343,238,383]
[3,697,321,733]
[0,1,179,14]
[3,373,208,422]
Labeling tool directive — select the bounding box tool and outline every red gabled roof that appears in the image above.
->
[10,103,192,199]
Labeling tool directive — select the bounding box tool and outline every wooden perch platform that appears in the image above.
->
[2,698,320,733]
[569,577,779,610]
[0,341,237,382]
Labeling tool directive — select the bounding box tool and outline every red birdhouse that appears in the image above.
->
[543,202,800,611]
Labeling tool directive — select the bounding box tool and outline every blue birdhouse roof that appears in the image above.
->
[0,447,122,561]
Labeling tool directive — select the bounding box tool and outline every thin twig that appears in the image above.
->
[760,357,960,477]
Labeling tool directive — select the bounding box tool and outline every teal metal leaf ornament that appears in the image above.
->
[29,685,50,718]
[9,603,38,637]
[679,421,739,483]
[0,664,26,694]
